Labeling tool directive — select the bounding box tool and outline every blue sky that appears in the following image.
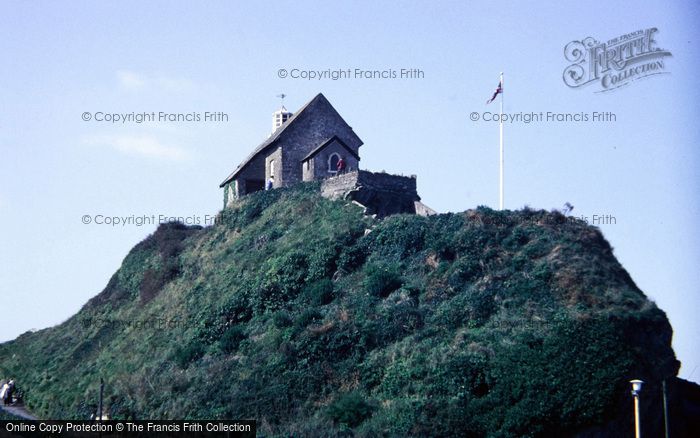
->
[1,1,698,383]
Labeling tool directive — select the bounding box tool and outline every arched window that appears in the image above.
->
[328,153,340,173]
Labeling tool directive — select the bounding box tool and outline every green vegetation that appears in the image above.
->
[0,183,678,436]
[0,410,23,420]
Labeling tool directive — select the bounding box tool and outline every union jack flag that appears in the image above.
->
[486,79,503,104]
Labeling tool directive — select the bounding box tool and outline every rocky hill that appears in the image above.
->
[1,183,695,436]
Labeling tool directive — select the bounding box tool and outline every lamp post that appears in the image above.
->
[630,379,644,438]
[98,377,104,422]
[662,379,670,438]
[98,378,104,438]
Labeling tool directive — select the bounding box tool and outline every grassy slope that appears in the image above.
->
[0,408,23,420]
[0,183,679,436]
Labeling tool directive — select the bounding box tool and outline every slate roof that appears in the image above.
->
[219,93,360,187]
[302,135,360,162]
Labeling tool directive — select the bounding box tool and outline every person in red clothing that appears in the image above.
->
[336,156,346,174]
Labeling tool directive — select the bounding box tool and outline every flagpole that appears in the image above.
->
[499,72,504,210]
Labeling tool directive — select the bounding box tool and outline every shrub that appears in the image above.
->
[134,221,201,257]
[219,293,253,325]
[302,279,335,305]
[466,287,498,325]
[219,325,246,354]
[430,286,497,329]
[363,262,403,297]
[238,189,281,226]
[135,222,201,304]
[326,392,375,427]
[252,252,309,313]
[305,243,340,282]
[295,308,323,330]
[337,239,370,272]
[362,303,424,348]
[425,213,465,258]
[503,227,531,250]
[173,342,205,368]
[447,258,483,289]
[369,215,427,259]
[294,319,363,364]
[139,265,178,304]
[273,252,309,295]
[273,310,294,329]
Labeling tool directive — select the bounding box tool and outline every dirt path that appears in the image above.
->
[0,403,38,420]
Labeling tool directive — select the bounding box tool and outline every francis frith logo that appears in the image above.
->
[563,27,672,92]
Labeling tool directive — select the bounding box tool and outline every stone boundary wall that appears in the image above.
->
[320,170,421,217]
[357,171,418,199]
[320,171,361,200]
